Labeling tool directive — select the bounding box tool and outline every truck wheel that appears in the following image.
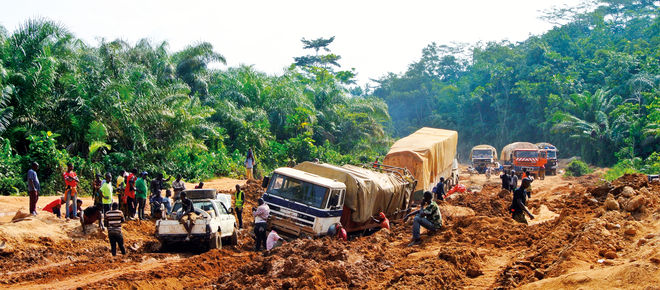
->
[229,228,238,246]
[209,233,222,250]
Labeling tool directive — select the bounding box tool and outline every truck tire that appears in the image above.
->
[229,228,238,246]
[209,233,222,250]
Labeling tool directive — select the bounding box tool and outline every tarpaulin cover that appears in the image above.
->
[294,162,413,223]
[470,144,497,160]
[383,127,458,192]
[500,142,537,161]
[535,142,557,150]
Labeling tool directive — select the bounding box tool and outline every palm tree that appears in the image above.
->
[173,42,226,98]
[552,89,625,165]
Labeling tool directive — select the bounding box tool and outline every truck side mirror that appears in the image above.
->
[261,176,270,188]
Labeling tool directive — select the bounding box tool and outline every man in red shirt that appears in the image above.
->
[124,168,137,219]
[43,196,66,218]
[63,163,80,220]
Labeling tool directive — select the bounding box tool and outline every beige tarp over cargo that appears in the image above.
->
[294,162,412,224]
[383,127,458,192]
[500,142,537,161]
[470,144,497,160]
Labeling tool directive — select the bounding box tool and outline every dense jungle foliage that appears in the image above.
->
[0,25,389,195]
[374,0,659,174]
[0,0,658,195]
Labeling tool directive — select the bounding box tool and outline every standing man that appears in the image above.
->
[135,172,148,220]
[92,174,103,207]
[234,184,245,229]
[101,173,113,214]
[432,177,447,201]
[124,169,137,219]
[408,191,442,247]
[510,178,535,224]
[116,170,126,214]
[500,171,510,191]
[172,174,185,200]
[509,170,518,193]
[27,162,40,216]
[104,202,126,256]
[252,198,270,251]
[539,165,546,180]
[63,163,80,220]
[245,148,255,180]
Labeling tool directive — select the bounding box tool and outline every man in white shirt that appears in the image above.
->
[252,198,269,251]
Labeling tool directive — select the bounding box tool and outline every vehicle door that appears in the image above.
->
[214,201,234,237]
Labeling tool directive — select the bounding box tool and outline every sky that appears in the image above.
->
[1,0,583,86]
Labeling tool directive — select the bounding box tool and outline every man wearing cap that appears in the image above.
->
[27,162,41,215]
[135,172,149,220]
[252,198,270,251]
[408,191,442,247]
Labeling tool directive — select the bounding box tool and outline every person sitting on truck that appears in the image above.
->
[433,177,447,201]
[500,171,510,191]
[510,178,535,224]
[179,192,196,241]
[252,198,270,251]
[408,191,442,247]
[266,229,284,250]
[509,170,518,192]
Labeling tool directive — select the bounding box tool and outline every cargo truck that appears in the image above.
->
[383,127,459,199]
[536,142,558,175]
[501,142,547,177]
[261,162,416,237]
[470,144,497,174]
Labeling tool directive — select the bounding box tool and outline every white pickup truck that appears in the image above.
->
[155,189,237,250]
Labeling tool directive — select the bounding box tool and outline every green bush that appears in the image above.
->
[564,159,593,177]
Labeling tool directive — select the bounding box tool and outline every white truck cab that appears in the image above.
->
[155,189,237,250]
[262,167,346,238]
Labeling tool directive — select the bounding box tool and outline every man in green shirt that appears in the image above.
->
[101,173,114,214]
[135,172,149,220]
[408,191,443,247]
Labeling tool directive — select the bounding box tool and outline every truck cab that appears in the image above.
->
[513,149,547,177]
[262,168,347,238]
[539,147,558,175]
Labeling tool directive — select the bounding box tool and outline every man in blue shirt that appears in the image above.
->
[27,162,40,215]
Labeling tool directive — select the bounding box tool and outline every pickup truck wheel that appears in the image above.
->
[229,228,238,245]
[209,233,222,250]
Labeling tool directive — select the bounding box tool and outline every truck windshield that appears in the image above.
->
[516,151,538,158]
[268,173,329,208]
[547,151,557,158]
[472,149,493,159]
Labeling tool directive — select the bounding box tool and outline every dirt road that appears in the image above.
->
[1,173,659,289]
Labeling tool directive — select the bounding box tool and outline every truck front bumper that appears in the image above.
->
[156,233,212,243]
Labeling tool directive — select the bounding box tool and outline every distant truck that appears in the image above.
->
[155,189,238,250]
[501,142,547,177]
[261,162,416,237]
[383,127,459,199]
[536,142,558,175]
[470,144,497,174]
